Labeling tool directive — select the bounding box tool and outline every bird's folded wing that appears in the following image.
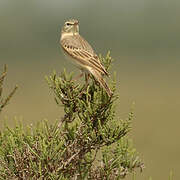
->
[61,43,108,76]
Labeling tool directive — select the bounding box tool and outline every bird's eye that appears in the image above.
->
[66,23,71,26]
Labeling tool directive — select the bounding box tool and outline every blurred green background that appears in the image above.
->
[0,0,180,179]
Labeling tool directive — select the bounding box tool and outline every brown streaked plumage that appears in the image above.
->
[60,19,112,97]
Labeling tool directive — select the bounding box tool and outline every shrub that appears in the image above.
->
[0,53,144,179]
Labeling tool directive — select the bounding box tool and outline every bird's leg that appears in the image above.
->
[79,73,90,96]
[84,73,90,89]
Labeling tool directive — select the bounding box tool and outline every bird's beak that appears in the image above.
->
[73,22,79,34]
[74,21,79,25]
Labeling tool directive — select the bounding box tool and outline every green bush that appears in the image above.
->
[0,53,144,179]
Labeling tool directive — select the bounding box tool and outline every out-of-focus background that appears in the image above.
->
[0,0,179,179]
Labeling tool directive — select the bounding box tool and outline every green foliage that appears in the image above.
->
[0,65,18,114]
[0,53,144,179]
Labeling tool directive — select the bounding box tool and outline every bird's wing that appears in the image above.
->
[61,37,109,76]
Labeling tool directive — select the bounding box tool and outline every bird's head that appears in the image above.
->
[61,19,79,35]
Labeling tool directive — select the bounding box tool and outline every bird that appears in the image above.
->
[60,19,112,97]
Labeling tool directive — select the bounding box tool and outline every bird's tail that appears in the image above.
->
[90,68,112,97]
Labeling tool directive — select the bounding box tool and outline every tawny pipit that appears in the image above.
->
[60,19,112,97]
